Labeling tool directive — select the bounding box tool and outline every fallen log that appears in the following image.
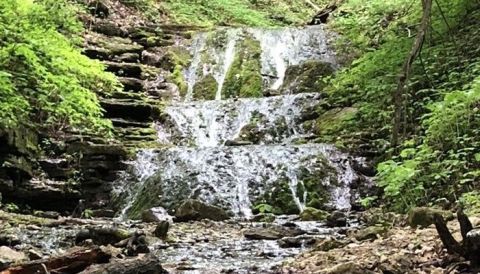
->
[79,254,167,274]
[0,247,111,274]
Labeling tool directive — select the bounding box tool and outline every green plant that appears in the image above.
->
[4,203,20,213]
[254,203,273,214]
[359,196,378,209]
[460,191,480,215]
[0,0,120,134]
[81,209,94,219]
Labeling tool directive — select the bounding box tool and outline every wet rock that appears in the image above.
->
[27,249,43,260]
[174,199,229,222]
[299,207,329,221]
[142,207,173,223]
[326,211,348,227]
[280,60,335,94]
[224,140,254,146]
[314,237,348,251]
[407,207,454,228]
[278,236,316,248]
[76,227,131,246]
[33,210,60,219]
[80,254,167,274]
[153,221,170,239]
[353,226,388,241]
[0,246,26,269]
[251,213,276,223]
[244,224,305,240]
[0,234,21,246]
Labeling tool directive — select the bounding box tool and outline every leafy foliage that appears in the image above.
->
[159,0,326,27]
[0,0,120,134]
[321,0,480,211]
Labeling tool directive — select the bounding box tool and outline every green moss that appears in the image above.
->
[192,74,218,100]
[299,207,330,221]
[280,61,335,94]
[223,35,263,99]
[256,180,300,215]
[163,47,192,97]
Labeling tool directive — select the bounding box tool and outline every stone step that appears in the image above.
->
[121,135,158,142]
[118,77,144,92]
[100,99,159,122]
[110,118,152,128]
[104,61,143,78]
[104,91,145,100]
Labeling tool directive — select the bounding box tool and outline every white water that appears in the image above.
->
[184,33,207,102]
[157,93,321,147]
[184,29,241,101]
[249,26,336,90]
[183,26,336,100]
[112,149,160,218]
[115,26,367,219]
[119,144,360,218]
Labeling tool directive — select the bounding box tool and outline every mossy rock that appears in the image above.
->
[299,207,330,221]
[192,74,218,100]
[407,207,454,228]
[162,46,192,96]
[256,180,300,215]
[175,199,229,222]
[280,60,335,94]
[223,35,263,99]
[353,225,388,241]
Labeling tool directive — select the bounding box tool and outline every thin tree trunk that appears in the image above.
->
[392,0,433,148]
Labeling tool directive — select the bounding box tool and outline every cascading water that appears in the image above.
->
[183,25,336,101]
[250,26,336,90]
[157,93,321,147]
[184,28,241,101]
[115,25,367,220]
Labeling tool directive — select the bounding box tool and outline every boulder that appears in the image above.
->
[0,246,26,269]
[314,237,348,252]
[407,207,454,228]
[33,210,60,219]
[353,226,388,241]
[299,207,329,221]
[75,227,131,246]
[142,207,173,223]
[277,236,316,248]
[153,221,170,239]
[244,224,305,240]
[326,211,348,227]
[174,199,229,222]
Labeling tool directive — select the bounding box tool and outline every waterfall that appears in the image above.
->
[184,33,207,102]
[114,25,368,219]
[249,26,336,90]
[156,93,321,147]
[184,28,241,101]
[183,25,336,100]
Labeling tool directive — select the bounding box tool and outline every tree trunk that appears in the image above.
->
[391,0,433,148]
